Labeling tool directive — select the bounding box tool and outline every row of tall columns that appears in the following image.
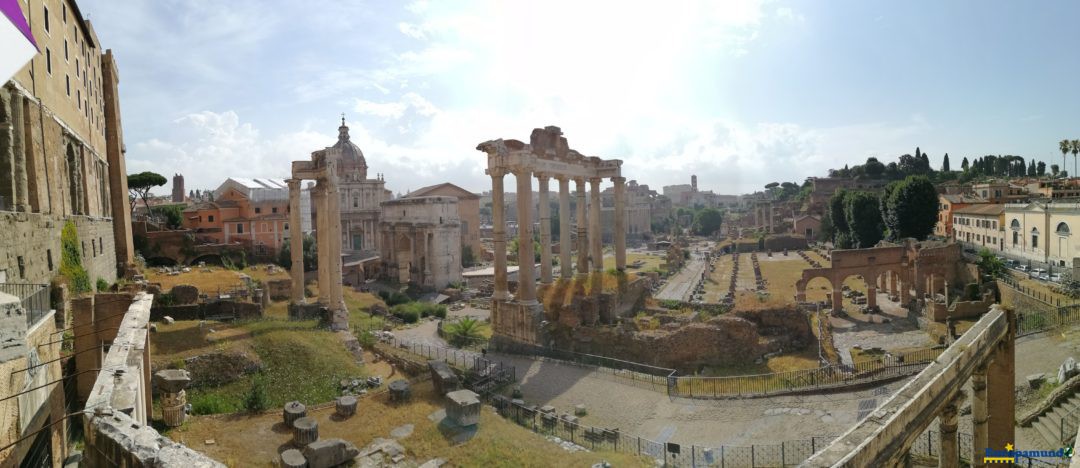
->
[487,170,629,302]
[287,179,304,303]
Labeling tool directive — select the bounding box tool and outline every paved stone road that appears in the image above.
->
[655,250,708,302]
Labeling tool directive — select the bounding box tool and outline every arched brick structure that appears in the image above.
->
[795,240,961,312]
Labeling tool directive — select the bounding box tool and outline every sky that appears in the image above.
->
[77,0,1080,197]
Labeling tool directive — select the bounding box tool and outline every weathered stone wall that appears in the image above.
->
[266,278,292,301]
[150,301,262,322]
[0,294,67,467]
[926,291,995,321]
[0,211,117,286]
[80,292,223,467]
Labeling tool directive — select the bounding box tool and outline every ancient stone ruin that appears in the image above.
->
[153,369,191,427]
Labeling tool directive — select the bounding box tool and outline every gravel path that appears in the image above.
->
[655,252,707,301]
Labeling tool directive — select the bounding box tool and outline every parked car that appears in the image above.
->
[1031,268,1047,277]
[1051,273,1064,283]
[1017,265,1031,272]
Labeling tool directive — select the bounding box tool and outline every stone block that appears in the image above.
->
[284,401,307,427]
[302,438,360,468]
[1060,357,1078,384]
[292,417,319,447]
[445,389,481,427]
[171,285,200,305]
[1027,373,1046,390]
[335,395,357,418]
[389,379,411,402]
[428,360,460,395]
[153,369,192,393]
[575,404,587,416]
[280,449,307,468]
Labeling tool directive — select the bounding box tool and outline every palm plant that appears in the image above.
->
[445,317,487,347]
[1061,140,1072,178]
[1073,140,1080,180]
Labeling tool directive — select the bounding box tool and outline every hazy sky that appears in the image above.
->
[79,0,1080,197]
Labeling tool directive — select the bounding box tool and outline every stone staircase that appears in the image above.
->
[1027,393,1080,447]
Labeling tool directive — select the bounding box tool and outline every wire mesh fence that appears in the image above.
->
[0,283,51,328]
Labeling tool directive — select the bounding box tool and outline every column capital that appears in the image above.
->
[536,172,551,183]
[611,176,626,184]
[588,176,603,184]
[487,168,507,178]
[285,178,301,188]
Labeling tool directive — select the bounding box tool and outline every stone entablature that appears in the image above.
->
[478,126,628,345]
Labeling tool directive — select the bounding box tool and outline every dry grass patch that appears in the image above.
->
[145,263,289,292]
[169,380,650,467]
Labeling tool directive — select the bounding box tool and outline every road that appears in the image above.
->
[654,249,709,302]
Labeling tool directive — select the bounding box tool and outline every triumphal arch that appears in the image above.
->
[477,126,628,345]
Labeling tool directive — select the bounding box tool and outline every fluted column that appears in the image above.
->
[537,174,553,285]
[613,176,626,271]
[575,178,588,277]
[287,179,304,303]
[515,169,537,304]
[313,183,329,305]
[558,177,572,279]
[938,393,965,468]
[589,177,603,272]
[971,367,988,464]
[490,169,508,300]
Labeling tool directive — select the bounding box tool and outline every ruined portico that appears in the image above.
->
[477,126,628,345]
[287,120,348,331]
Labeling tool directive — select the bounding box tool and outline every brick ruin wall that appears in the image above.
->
[0,211,117,287]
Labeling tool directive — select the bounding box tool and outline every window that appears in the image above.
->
[260,222,267,232]
[76,58,79,76]
[43,5,49,33]
[1011,219,1020,230]
[1057,222,1071,235]
[46,249,53,271]
[66,75,70,96]
[1032,228,1040,249]
[237,223,244,234]
[272,207,278,214]
[46,48,52,74]
[284,222,289,230]
[255,207,261,214]
[62,3,67,22]
[64,40,68,61]
[208,215,214,222]
[1013,231,1019,246]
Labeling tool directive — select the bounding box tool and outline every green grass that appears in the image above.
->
[182,318,365,414]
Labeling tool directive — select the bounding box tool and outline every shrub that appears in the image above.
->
[659,299,682,310]
[356,329,376,348]
[244,375,269,412]
[60,222,91,294]
[155,293,175,307]
[445,317,487,347]
[96,278,110,292]
[390,304,420,323]
[378,290,412,306]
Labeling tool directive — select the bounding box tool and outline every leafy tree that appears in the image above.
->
[883,176,938,240]
[158,204,184,229]
[1073,140,1080,178]
[864,157,885,179]
[693,208,724,236]
[127,171,167,214]
[461,245,476,268]
[1061,140,1072,178]
[884,162,901,180]
[1061,272,1080,299]
[277,233,318,271]
[509,237,541,263]
[1028,160,1037,176]
[828,189,849,236]
[961,157,969,172]
[1052,164,1061,176]
[976,248,1005,280]
[844,191,883,248]
[941,153,950,172]
[244,375,269,412]
[1037,161,1047,176]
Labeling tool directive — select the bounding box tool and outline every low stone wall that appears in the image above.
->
[266,278,292,301]
[926,291,996,322]
[150,300,262,322]
[81,292,222,467]
[763,234,809,252]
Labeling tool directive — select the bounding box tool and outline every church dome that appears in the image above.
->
[332,118,367,168]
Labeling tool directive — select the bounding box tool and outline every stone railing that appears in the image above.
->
[80,292,223,467]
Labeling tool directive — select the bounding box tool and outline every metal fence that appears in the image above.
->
[670,346,945,399]
[998,278,1080,336]
[909,429,1061,467]
[0,283,51,328]
[491,340,677,393]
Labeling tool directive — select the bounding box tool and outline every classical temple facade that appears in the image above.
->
[477,126,628,345]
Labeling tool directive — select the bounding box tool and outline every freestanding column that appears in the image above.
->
[537,174,553,285]
[286,179,304,303]
[613,176,627,271]
[971,366,988,464]
[985,307,1015,455]
[575,178,588,277]
[558,177,572,279]
[490,170,508,300]
[588,177,603,273]
[326,165,345,319]
[313,183,329,305]
[938,394,963,468]
[515,170,537,304]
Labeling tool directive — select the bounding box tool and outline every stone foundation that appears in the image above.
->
[490,300,545,345]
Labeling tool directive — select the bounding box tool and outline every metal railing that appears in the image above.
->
[491,340,677,393]
[1061,404,1080,447]
[998,278,1080,336]
[0,283,51,328]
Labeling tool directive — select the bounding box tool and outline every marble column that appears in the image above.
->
[9,90,28,212]
[287,179,304,303]
[939,394,964,468]
[613,177,627,271]
[971,367,988,464]
[326,166,345,317]
[515,169,537,304]
[558,177,572,279]
[985,311,1016,455]
[313,183,329,305]
[575,178,588,277]
[490,170,508,300]
[538,174,553,285]
[588,177,603,272]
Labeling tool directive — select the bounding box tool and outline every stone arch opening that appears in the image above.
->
[189,254,224,266]
[145,256,178,267]
[800,276,834,305]
[395,233,413,284]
